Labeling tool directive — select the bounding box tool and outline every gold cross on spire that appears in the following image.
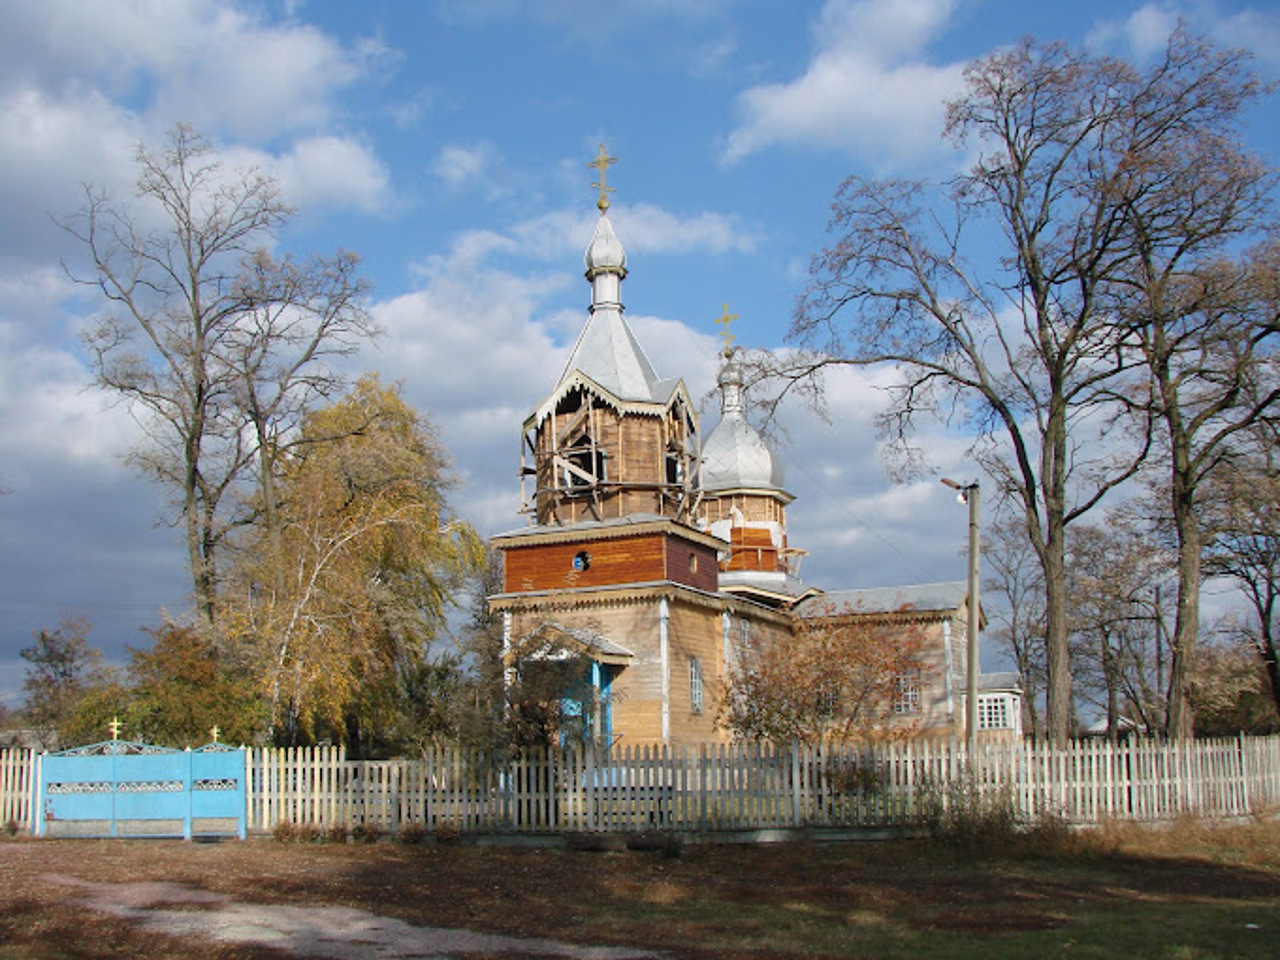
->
[589,144,617,212]
[715,303,738,355]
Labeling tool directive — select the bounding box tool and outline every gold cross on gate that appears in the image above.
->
[589,144,617,212]
[210,725,220,744]
[715,303,738,354]
[108,716,122,741]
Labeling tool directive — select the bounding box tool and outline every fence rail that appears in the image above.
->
[4,736,1279,837]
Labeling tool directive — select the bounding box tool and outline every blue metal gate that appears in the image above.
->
[36,739,246,839]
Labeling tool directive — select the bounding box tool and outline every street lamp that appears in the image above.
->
[941,477,980,753]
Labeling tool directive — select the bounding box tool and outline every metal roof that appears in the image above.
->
[701,352,786,493]
[702,414,786,492]
[521,621,636,665]
[556,305,662,403]
[793,581,970,619]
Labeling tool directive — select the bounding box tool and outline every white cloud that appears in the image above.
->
[0,86,142,260]
[721,0,964,169]
[506,203,761,268]
[1086,3,1181,60]
[436,0,733,28]
[0,0,375,142]
[147,15,351,140]
[1086,3,1280,72]
[1216,8,1280,70]
[0,325,135,474]
[432,142,512,202]
[270,136,391,214]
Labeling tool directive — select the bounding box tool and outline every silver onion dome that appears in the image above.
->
[701,353,785,492]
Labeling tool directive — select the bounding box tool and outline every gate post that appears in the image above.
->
[34,752,46,838]
[183,747,194,841]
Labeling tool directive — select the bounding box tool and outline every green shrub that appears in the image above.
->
[352,821,383,844]
[326,823,349,844]
[272,820,297,843]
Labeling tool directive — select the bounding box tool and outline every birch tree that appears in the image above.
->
[227,376,481,745]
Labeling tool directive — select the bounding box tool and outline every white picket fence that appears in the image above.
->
[5,735,1280,837]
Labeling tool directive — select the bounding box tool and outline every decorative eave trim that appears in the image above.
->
[506,622,636,667]
[797,607,971,627]
[720,582,823,608]
[488,579,793,626]
[702,485,796,506]
[491,516,727,552]
[524,370,694,431]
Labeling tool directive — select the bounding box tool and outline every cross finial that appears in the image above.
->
[210,725,220,744]
[589,144,617,212]
[108,716,122,741]
[715,303,738,356]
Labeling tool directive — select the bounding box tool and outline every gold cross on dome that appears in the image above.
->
[715,303,738,354]
[589,144,617,212]
[108,716,122,741]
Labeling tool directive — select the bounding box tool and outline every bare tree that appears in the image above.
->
[229,247,376,593]
[773,30,1266,743]
[1203,447,1280,719]
[1066,516,1174,738]
[66,125,375,627]
[1097,34,1277,736]
[983,514,1047,738]
[720,603,928,745]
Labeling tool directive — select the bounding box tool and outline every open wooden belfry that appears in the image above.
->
[519,146,700,530]
[489,148,1017,748]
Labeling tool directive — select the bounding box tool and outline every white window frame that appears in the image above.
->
[977,693,1014,730]
[893,668,921,715]
[689,656,703,715]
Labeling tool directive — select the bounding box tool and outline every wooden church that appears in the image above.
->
[487,150,1019,748]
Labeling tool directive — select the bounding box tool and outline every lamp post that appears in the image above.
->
[942,477,980,753]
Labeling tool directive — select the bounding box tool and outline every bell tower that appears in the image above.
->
[520,146,699,527]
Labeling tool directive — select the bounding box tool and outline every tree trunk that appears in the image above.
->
[1043,542,1073,744]
[1165,476,1201,740]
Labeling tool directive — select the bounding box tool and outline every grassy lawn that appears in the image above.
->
[0,817,1277,958]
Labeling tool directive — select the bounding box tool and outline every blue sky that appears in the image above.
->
[1,0,1279,707]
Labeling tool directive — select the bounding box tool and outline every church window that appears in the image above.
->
[563,436,606,492]
[688,552,698,574]
[815,682,840,718]
[893,669,921,715]
[689,657,703,714]
[665,451,683,486]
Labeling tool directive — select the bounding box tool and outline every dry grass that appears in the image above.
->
[0,818,1277,958]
